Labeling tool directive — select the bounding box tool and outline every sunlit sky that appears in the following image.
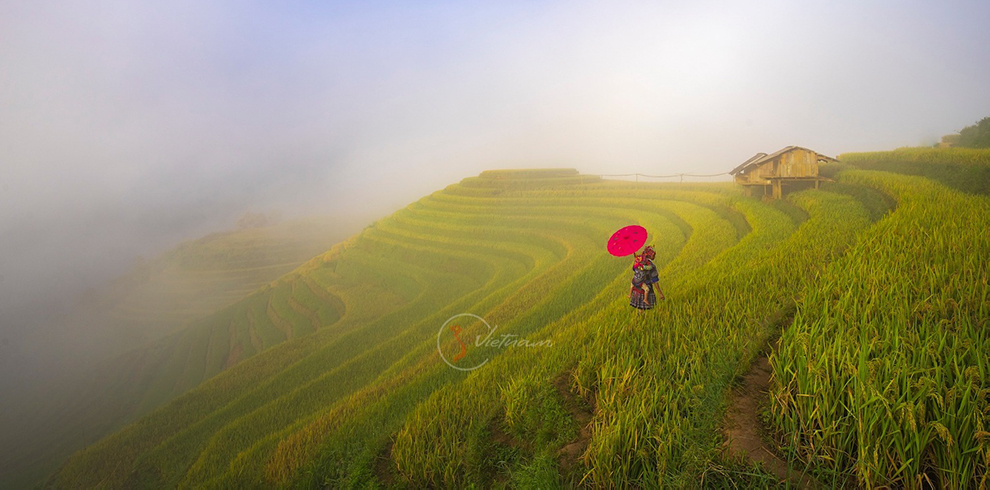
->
[1,0,989,356]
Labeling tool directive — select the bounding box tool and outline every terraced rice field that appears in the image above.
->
[837,147,990,195]
[768,171,990,487]
[69,216,356,352]
[50,163,989,488]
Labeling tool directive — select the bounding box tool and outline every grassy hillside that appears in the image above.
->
[50,165,988,487]
[839,147,990,195]
[0,215,362,489]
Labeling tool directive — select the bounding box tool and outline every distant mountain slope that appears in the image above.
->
[0,215,364,489]
[61,216,364,360]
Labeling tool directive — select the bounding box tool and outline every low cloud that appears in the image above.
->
[1,0,989,391]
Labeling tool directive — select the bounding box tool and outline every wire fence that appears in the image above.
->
[598,172,731,182]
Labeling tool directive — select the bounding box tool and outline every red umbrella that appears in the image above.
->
[607,225,647,257]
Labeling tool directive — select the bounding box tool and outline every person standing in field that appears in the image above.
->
[630,246,664,309]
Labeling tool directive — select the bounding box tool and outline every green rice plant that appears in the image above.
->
[570,190,870,487]
[768,170,990,488]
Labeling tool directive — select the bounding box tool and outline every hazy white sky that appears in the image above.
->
[1,0,989,359]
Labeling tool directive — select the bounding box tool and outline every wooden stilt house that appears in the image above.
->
[729,146,837,199]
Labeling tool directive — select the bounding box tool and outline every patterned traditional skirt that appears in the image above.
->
[630,283,656,310]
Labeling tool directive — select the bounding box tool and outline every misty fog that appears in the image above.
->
[2,0,989,416]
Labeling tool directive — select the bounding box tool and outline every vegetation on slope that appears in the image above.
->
[769,170,990,487]
[53,172,760,487]
[957,116,990,148]
[839,147,990,195]
[50,163,988,488]
[0,215,361,490]
[393,184,873,488]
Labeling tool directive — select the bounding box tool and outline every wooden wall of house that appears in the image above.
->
[733,160,778,184]
[733,172,754,185]
[778,147,818,178]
